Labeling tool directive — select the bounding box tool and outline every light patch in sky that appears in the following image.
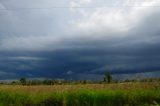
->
[71,0,160,38]
[0,0,159,50]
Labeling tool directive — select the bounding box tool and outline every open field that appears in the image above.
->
[0,82,159,106]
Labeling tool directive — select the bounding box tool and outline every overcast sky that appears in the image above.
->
[0,0,160,80]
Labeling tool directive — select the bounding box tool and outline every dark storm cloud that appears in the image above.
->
[0,0,160,79]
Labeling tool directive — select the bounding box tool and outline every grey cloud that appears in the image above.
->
[0,0,160,79]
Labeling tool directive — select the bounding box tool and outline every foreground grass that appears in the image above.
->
[0,82,159,106]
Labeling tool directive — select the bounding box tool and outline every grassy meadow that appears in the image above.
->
[0,82,159,106]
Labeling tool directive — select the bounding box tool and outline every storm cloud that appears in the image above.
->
[0,0,160,80]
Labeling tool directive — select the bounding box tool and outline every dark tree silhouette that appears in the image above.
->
[20,77,26,85]
[104,72,112,83]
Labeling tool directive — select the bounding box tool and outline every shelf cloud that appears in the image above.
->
[0,0,160,79]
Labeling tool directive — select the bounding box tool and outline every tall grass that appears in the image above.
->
[0,83,159,106]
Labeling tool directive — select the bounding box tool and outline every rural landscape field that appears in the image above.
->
[1,0,160,106]
[0,81,159,106]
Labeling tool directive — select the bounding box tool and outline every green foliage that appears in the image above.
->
[0,87,159,106]
[19,78,26,85]
[104,72,112,83]
[43,79,53,85]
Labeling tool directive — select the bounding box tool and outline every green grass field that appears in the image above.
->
[0,82,159,106]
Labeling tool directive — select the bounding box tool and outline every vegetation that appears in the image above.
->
[19,77,27,85]
[0,73,159,106]
[0,82,159,106]
[103,72,112,83]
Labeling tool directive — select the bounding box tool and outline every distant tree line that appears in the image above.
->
[0,73,159,85]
